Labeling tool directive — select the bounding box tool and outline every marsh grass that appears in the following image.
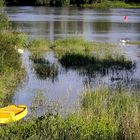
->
[0,87,140,139]
[28,39,50,51]
[127,41,140,46]
[52,38,134,71]
[29,53,48,64]
[30,53,58,80]
[33,63,58,80]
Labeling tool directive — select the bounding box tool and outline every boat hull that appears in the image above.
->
[0,105,27,124]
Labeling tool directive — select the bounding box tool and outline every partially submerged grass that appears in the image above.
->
[33,63,58,80]
[28,39,50,51]
[28,38,135,71]
[52,38,134,71]
[0,87,140,139]
[127,41,140,46]
[29,53,48,64]
[30,53,58,80]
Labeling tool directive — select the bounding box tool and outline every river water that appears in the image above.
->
[4,7,140,115]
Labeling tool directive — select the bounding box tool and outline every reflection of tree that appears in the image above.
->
[34,63,58,81]
[10,8,84,40]
[93,20,111,33]
[135,23,140,32]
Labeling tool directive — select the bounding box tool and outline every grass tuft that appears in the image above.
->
[52,38,135,71]
[28,39,50,51]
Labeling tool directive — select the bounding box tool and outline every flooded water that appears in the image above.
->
[5,7,140,42]
[4,7,140,115]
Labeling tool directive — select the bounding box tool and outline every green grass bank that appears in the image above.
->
[0,88,140,139]
[0,11,27,106]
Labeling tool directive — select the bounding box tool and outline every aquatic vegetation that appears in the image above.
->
[52,38,135,71]
[33,63,58,80]
[30,54,58,80]
[29,53,48,64]
[28,39,50,51]
[59,53,134,70]
[127,41,140,46]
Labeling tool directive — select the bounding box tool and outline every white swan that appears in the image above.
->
[120,40,126,43]
[17,49,24,54]
[15,45,24,54]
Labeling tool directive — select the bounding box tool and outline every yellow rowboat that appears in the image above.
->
[0,105,27,124]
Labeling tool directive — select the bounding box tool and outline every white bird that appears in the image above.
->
[120,39,129,43]
[17,49,24,54]
[120,40,126,43]
[15,45,24,54]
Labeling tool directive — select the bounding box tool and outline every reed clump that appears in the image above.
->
[28,39,50,51]
[30,53,58,80]
[0,88,140,139]
[127,41,140,46]
[52,38,134,70]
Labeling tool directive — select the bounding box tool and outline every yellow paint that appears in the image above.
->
[0,105,27,124]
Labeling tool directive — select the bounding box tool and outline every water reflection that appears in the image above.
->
[7,7,140,115]
[5,7,140,42]
[93,20,111,33]
[29,53,58,81]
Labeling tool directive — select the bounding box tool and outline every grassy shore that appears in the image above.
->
[0,32,27,106]
[0,11,27,106]
[30,53,58,80]
[0,87,140,139]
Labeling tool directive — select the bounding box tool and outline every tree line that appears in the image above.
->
[4,0,140,6]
